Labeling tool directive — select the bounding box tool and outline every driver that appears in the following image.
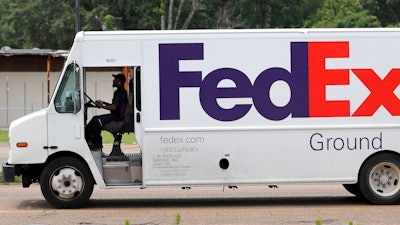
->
[85,73,127,150]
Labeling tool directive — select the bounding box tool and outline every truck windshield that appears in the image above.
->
[54,63,81,113]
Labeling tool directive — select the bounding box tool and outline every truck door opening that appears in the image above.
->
[83,66,139,156]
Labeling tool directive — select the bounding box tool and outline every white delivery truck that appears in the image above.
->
[4,28,400,208]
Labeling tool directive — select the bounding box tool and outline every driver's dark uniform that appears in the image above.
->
[85,87,127,149]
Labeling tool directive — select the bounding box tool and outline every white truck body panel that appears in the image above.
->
[137,29,400,186]
[8,109,47,164]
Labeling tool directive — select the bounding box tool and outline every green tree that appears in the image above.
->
[360,0,400,26]
[234,0,274,28]
[0,0,390,50]
[2,0,75,48]
[233,0,323,28]
[310,0,380,27]
[0,1,20,48]
[0,0,75,49]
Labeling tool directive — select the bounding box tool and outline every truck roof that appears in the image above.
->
[75,28,400,42]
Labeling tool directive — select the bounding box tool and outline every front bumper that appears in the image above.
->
[2,163,15,182]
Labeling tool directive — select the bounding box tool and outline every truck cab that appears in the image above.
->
[3,32,144,208]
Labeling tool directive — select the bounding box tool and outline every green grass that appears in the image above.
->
[0,172,21,184]
[0,130,8,142]
[101,131,137,144]
[0,130,136,144]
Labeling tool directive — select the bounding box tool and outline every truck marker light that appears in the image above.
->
[16,142,28,148]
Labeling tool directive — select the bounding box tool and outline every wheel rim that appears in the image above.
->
[369,162,400,197]
[50,167,84,200]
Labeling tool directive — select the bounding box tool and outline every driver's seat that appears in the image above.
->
[102,79,134,157]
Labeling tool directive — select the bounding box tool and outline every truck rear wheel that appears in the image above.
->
[359,153,400,204]
[40,156,94,208]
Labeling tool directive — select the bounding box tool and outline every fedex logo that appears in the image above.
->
[159,42,400,121]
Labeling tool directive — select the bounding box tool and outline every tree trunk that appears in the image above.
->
[167,0,174,30]
[182,0,203,29]
[174,0,185,29]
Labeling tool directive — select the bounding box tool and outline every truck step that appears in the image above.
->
[103,153,142,163]
[102,160,143,185]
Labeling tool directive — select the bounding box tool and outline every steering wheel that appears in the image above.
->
[84,92,97,108]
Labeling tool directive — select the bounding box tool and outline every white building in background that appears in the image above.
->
[0,46,118,128]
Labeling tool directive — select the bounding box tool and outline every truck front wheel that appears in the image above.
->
[40,156,94,208]
[359,153,400,204]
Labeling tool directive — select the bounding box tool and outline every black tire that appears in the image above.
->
[40,156,94,208]
[358,153,400,205]
[343,184,360,196]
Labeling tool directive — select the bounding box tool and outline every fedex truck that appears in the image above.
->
[4,28,400,208]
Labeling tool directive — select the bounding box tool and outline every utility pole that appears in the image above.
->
[75,0,80,33]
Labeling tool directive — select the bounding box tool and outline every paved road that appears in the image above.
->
[1,184,400,225]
